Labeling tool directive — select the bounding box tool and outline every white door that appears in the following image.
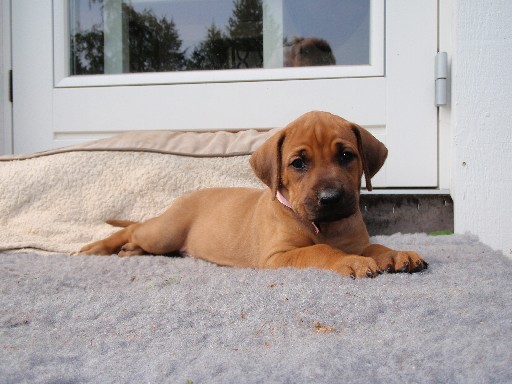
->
[11,0,438,188]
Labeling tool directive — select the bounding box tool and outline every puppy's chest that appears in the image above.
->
[315,225,367,255]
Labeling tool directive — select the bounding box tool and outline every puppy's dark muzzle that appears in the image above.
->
[318,189,343,207]
[310,188,356,222]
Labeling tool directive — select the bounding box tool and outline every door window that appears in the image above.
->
[59,0,381,86]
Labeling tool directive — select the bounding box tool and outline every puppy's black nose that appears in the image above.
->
[318,189,343,206]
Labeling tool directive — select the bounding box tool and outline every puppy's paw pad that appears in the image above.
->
[119,243,146,257]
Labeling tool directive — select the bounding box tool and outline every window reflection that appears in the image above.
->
[69,0,369,75]
[284,37,336,67]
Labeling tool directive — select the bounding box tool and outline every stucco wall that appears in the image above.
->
[452,0,512,257]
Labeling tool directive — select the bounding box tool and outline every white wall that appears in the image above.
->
[452,0,512,258]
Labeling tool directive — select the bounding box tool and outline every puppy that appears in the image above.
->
[81,111,428,278]
[284,37,336,67]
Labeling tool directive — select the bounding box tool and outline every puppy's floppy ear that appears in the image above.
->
[250,130,285,198]
[351,124,388,191]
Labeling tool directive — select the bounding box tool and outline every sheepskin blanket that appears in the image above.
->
[0,130,277,254]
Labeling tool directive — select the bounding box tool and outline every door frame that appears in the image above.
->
[0,0,12,156]
[438,0,454,191]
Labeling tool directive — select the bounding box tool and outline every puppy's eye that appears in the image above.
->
[291,158,306,170]
[340,151,354,164]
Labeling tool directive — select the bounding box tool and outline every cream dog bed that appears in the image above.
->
[0,129,279,254]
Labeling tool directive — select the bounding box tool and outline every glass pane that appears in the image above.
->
[69,0,370,75]
[283,0,369,66]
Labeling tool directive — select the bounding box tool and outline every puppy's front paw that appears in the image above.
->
[372,250,428,274]
[335,256,381,279]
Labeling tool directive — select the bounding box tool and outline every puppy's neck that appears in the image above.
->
[276,191,320,234]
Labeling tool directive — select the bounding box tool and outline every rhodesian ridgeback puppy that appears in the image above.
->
[80,111,428,278]
[285,37,336,67]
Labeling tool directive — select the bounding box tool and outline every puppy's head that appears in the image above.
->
[250,111,387,224]
[285,37,336,67]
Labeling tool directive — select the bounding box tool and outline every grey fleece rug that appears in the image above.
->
[1,233,511,384]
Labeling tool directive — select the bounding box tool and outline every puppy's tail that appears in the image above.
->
[106,219,138,228]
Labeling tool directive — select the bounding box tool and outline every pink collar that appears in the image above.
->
[276,190,292,209]
[276,191,320,234]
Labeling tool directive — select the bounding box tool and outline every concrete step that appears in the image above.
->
[360,194,453,236]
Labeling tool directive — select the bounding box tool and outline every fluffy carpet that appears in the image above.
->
[1,233,511,383]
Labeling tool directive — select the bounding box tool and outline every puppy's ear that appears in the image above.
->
[250,130,285,197]
[352,125,388,191]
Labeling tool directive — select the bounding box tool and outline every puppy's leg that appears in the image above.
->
[80,223,140,255]
[265,244,381,278]
[121,213,188,255]
[362,244,428,273]
[80,204,189,256]
[79,220,146,256]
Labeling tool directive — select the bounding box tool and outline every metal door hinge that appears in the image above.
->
[435,52,447,106]
[8,70,13,103]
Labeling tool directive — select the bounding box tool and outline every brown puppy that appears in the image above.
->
[285,37,336,67]
[80,111,427,278]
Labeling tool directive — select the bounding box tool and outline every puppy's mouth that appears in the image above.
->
[310,206,356,223]
[304,189,357,223]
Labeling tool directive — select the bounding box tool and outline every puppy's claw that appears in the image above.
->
[397,261,410,273]
[411,260,425,273]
